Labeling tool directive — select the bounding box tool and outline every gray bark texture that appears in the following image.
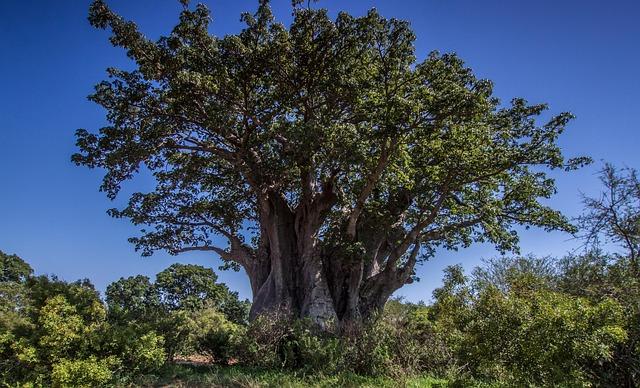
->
[244,190,416,325]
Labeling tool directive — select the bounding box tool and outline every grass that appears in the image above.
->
[127,364,449,387]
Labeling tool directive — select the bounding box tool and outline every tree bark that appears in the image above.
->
[245,192,415,325]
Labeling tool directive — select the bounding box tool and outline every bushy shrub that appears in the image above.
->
[37,295,99,361]
[0,255,176,385]
[104,325,166,374]
[236,306,454,378]
[466,287,626,385]
[50,356,119,387]
[340,318,399,377]
[429,263,628,386]
[237,310,343,373]
[340,307,455,378]
[185,306,243,362]
[127,332,166,373]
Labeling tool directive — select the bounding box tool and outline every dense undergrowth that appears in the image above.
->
[1,249,638,387]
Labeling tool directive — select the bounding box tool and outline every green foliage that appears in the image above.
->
[236,306,453,378]
[50,356,119,387]
[37,294,103,361]
[0,250,33,283]
[155,263,226,311]
[26,275,103,323]
[105,274,159,323]
[184,306,243,362]
[563,165,640,386]
[0,281,31,332]
[428,262,628,386]
[0,275,116,386]
[0,255,190,385]
[237,310,342,373]
[467,288,625,385]
[471,255,557,293]
[558,250,640,385]
[103,326,166,374]
[104,263,250,362]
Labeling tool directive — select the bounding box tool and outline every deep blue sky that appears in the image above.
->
[1,0,638,302]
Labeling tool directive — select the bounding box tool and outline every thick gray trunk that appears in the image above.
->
[246,193,411,325]
[248,194,339,324]
[247,247,403,325]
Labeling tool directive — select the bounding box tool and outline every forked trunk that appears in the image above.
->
[245,194,412,325]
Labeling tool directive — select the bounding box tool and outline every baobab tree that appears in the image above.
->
[74,0,588,323]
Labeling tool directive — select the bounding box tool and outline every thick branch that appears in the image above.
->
[346,138,396,238]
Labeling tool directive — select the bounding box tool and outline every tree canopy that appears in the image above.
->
[74,0,588,322]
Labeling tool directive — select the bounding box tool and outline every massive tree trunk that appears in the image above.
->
[245,190,417,325]
[247,192,337,323]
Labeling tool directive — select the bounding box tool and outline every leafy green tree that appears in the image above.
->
[155,263,227,311]
[74,0,587,323]
[105,263,248,360]
[105,275,160,323]
[26,276,102,323]
[0,252,32,332]
[0,250,32,283]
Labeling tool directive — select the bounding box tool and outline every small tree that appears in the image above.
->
[105,275,159,323]
[578,164,640,271]
[75,0,587,323]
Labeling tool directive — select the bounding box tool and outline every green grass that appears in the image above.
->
[126,364,449,387]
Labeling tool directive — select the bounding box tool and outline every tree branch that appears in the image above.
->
[345,138,397,239]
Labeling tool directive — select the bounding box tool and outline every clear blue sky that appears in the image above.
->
[1,0,638,302]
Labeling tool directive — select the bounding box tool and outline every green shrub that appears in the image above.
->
[121,330,166,373]
[340,319,398,377]
[236,307,453,378]
[37,295,88,361]
[50,356,119,387]
[340,312,452,378]
[429,264,629,386]
[237,310,343,373]
[237,310,298,368]
[185,306,243,362]
[466,286,627,386]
